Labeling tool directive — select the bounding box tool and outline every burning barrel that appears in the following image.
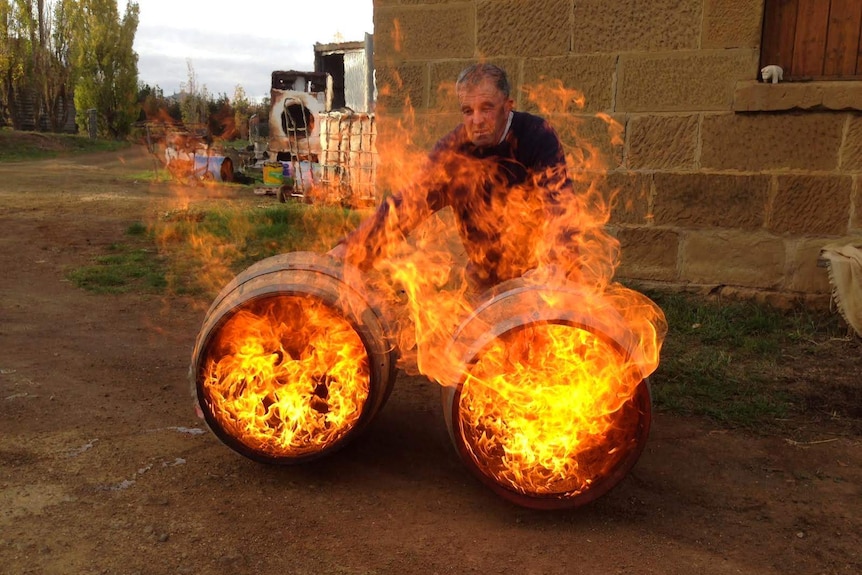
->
[441,279,652,509]
[190,252,397,464]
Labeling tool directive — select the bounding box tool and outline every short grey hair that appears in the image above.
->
[455,63,511,98]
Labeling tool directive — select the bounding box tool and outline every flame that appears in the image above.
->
[156,60,667,501]
[199,295,371,458]
[458,322,645,497]
[350,74,667,500]
[354,79,665,376]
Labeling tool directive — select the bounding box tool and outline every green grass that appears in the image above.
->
[0,129,128,161]
[67,225,167,294]
[645,290,845,429]
[102,202,362,296]
[68,206,854,430]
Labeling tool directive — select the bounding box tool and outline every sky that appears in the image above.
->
[132,0,374,102]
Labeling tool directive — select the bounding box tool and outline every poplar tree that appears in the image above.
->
[0,0,33,129]
[0,0,80,131]
[42,0,75,131]
[71,0,138,138]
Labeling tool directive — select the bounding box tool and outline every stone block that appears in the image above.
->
[416,112,461,149]
[521,55,617,113]
[733,82,825,112]
[700,113,845,171]
[626,114,699,170]
[617,50,758,112]
[652,173,769,230]
[571,0,701,52]
[615,227,679,282]
[553,113,625,171]
[371,113,440,194]
[821,82,862,110]
[769,175,853,236]
[701,0,764,49]
[375,5,475,60]
[595,172,652,225]
[681,230,786,289]
[786,239,836,294]
[376,111,460,155]
[733,81,862,112]
[477,0,571,57]
[840,115,862,172]
[375,62,428,112]
[428,58,522,112]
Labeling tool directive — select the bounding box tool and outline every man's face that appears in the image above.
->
[457,78,514,148]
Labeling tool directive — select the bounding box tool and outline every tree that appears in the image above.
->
[206,91,231,139]
[0,0,37,129]
[42,0,76,131]
[179,58,207,129]
[232,84,251,141]
[0,0,77,132]
[71,0,139,138]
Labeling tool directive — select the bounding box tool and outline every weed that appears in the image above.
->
[68,222,166,294]
[646,290,849,429]
[0,129,127,161]
[70,208,858,430]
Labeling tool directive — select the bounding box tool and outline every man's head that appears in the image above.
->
[456,64,514,148]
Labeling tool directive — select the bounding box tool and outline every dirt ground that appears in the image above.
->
[1,145,860,575]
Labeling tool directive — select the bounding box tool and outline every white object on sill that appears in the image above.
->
[761,65,784,84]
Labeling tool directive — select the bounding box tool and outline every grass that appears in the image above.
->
[645,290,848,429]
[67,203,856,431]
[0,128,128,161]
[67,222,167,294]
[69,202,361,297]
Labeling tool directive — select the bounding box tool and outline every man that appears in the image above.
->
[331,63,577,292]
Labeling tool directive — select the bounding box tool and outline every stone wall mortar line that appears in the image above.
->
[781,237,796,291]
[694,113,704,170]
[647,173,657,226]
[838,113,851,172]
[423,62,431,113]
[851,175,859,233]
[764,174,778,231]
[676,228,688,282]
[622,114,631,169]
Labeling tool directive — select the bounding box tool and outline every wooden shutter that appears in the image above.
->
[761,0,862,79]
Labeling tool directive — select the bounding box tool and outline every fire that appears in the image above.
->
[457,322,645,497]
[178,63,666,507]
[198,294,371,460]
[355,75,667,504]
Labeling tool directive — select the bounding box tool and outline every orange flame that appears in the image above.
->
[459,322,643,495]
[168,62,667,502]
[199,295,370,458]
[348,75,666,500]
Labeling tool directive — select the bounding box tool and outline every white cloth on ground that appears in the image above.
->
[819,243,862,337]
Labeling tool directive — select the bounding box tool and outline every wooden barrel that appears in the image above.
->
[440,278,652,509]
[189,251,397,464]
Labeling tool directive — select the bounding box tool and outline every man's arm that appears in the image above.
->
[523,118,581,277]
[330,150,453,269]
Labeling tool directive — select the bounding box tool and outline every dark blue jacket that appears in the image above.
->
[343,110,575,289]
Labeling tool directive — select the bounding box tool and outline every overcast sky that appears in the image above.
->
[132,0,374,101]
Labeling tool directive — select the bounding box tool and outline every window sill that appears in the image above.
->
[733,80,862,112]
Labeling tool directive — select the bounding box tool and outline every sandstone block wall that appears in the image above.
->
[372,0,862,305]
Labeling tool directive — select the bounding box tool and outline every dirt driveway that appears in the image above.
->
[0,146,860,575]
